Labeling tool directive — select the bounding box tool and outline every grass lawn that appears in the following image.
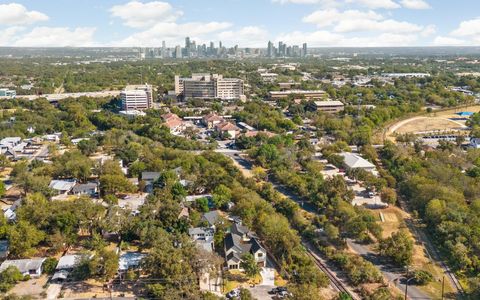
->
[224,270,262,292]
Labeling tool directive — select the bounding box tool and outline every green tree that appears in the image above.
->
[239,288,254,300]
[378,231,413,266]
[7,221,45,258]
[240,253,260,278]
[380,187,397,205]
[100,174,136,196]
[0,181,5,198]
[77,139,98,156]
[212,184,231,209]
[42,257,59,275]
[196,197,210,213]
[0,266,24,292]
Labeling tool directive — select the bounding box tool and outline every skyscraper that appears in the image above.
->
[267,41,274,57]
[175,45,182,58]
[302,43,308,57]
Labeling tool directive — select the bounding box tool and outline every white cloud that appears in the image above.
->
[400,0,430,9]
[421,24,436,37]
[303,9,429,34]
[334,18,422,33]
[431,17,480,46]
[451,18,480,37]
[303,9,383,28]
[276,30,421,46]
[0,3,48,25]
[112,22,232,46]
[433,36,468,46]
[346,0,400,9]
[218,26,269,47]
[110,1,182,28]
[13,27,97,47]
[272,0,325,3]
[0,27,25,46]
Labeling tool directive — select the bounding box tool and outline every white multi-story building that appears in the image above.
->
[0,88,16,99]
[120,84,153,111]
[175,74,244,101]
[215,78,244,100]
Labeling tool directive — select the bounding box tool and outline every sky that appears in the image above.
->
[0,0,479,47]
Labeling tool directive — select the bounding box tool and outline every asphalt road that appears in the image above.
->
[347,239,432,300]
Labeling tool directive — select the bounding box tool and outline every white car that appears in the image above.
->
[226,289,240,299]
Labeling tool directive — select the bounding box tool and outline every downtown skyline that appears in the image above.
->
[0,0,479,48]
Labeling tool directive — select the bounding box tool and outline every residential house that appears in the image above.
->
[118,193,148,215]
[162,113,185,135]
[203,113,224,129]
[49,180,76,195]
[243,130,276,138]
[141,172,161,184]
[202,210,222,228]
[189,227,215,252]
[340,152,377,175]
[118,252,146,272]
[215,122,239,139]
[224,222,266,271]
[185,194,212,203]
[51,254,83,282]
[141,171,161,192]
[0,258,46,277]
[71,182,98,197]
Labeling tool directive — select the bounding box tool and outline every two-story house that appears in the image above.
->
[224,222,266,271]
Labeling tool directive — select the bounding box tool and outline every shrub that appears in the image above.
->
[412,270,434,285]
[43,257,59,275]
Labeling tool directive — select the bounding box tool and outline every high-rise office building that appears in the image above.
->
[175,45,182,58]
[120,84,153,111]
[302,43,308,57]
[267,41,274,57]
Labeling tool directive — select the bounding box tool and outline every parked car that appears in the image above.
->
[226,288,240,299]
[269,287,288,294]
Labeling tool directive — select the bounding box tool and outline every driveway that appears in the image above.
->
[260,268,275,286]
[248,285,275,300]
[46,283,63,299]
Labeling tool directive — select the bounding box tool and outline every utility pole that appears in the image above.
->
[404,265,410,300]
[441,276,445,300]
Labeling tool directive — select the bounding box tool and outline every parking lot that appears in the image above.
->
[350,183,387,208]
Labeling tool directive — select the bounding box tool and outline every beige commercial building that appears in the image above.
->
[313,100,345,113]
[175,74,244,101]
[269,90,326,101]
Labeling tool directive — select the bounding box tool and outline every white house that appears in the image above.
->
[49,180,76,195]
[340,152,377,175]
[0,258,46,277]
[189,227,215,252]
[52,254,83,282]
